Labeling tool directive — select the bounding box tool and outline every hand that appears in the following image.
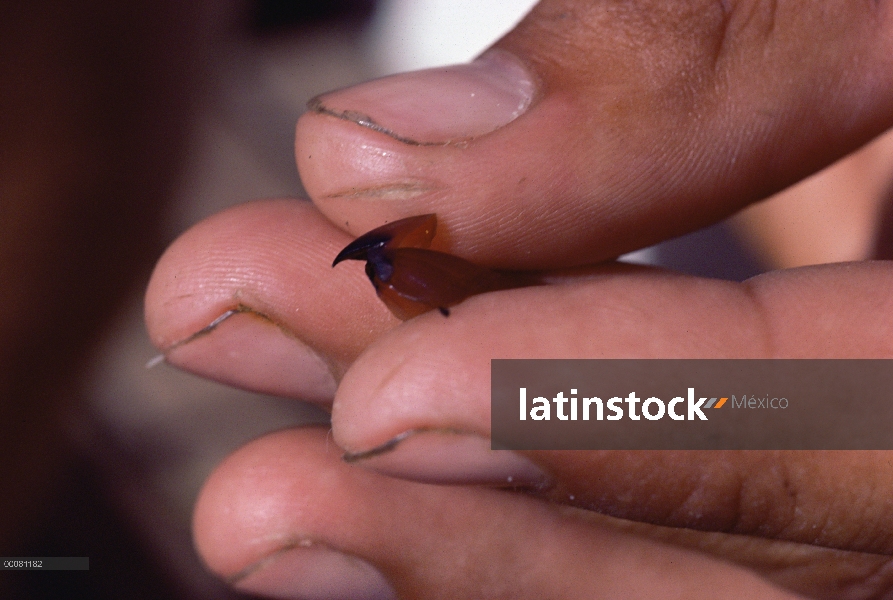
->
[146,1,893,598]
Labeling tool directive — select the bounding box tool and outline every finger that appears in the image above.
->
[731,128,893,269]
[328,262,893,555]
[143,199,398,403]
[194,427,802,600]
[296,0,893,269]
[142,198,627,400]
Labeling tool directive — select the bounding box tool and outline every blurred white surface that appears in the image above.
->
[366,0,539,74]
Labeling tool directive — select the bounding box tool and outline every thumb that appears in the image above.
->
[296,0,893,269]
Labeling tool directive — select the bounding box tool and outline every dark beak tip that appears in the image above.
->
[332,243,373,267]
[332,251,356,267]
[333,233,392,267]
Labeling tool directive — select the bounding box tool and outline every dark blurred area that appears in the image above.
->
[248,0,375,33]
[0,1,207,596]
[0,1,372,598]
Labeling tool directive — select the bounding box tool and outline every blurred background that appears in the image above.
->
[2,1,891,598]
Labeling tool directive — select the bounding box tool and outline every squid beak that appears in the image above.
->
[332,214,438,267]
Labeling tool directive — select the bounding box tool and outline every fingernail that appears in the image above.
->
[344,429,551,488]
[164,308,337,403]
[233,544,396,600]
[308,49,536,145]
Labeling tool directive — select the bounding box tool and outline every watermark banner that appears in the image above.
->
[491,359,893,450]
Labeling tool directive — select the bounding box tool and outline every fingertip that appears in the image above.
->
[144,200,398,396]
[192,427,348,577]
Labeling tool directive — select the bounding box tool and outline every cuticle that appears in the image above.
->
[341,427,481,463]
[227,538,328,585]
[162,304,259,352]
[343,428,555,492]
[308,96,477,148]
[308,96,439,147]
[154,304,340,381]
[307,48,539,148]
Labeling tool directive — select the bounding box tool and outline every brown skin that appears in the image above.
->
[732,129,893,269]
[147,1,893,598]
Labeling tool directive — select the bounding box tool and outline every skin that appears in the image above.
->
[732,128,893,269]
[145,0,893,598]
